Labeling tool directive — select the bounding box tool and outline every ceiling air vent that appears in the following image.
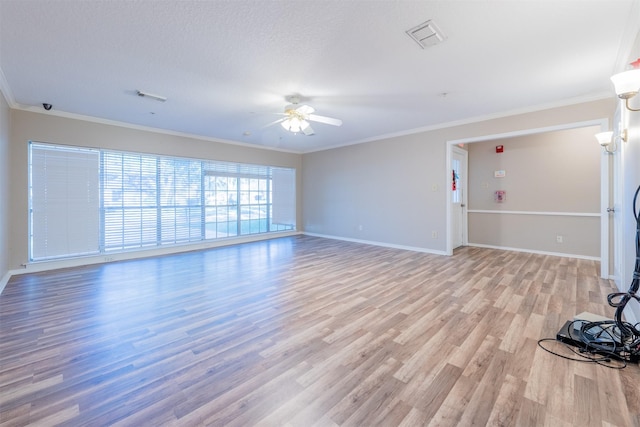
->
[406,20,446,49]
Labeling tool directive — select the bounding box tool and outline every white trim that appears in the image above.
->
[0,60,612,156]
[9,231,301,276]
[597,118,611,279]
[467,243,600,261]
[451,146,468,248]
[600,131,612,280]
[445,142,452,254]
[305,95,611,154]
[450,119,608,146]
[614,0,640,72]
[467,210,600,217]
[611,102,625,288]
[0,271,11,296]
[12,106,302,154]
[303,232,448,256]
[0,67,15,106]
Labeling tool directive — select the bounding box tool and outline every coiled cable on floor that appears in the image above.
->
[599,184,640,360]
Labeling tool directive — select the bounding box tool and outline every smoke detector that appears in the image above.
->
[406,20,446,49]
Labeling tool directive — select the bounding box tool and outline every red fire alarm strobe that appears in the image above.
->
[496,145,504,153]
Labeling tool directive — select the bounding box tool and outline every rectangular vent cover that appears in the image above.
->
[406,20,446,49]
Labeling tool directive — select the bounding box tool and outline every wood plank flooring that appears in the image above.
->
[1,236,639,426]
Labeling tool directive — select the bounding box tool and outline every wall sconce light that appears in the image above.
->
[595,130,627,153]
[610,68,640,112]
[595,131,615,153]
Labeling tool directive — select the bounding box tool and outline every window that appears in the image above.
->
[204,174,238,239]
[101,151,159,251]
[29,143,100,260]
[452,159,461,204]
[29,142,295,261]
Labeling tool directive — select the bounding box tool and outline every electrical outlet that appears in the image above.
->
[556,235,563,244]
[432,231,438,239]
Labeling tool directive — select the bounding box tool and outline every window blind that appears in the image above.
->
[101,151,160,251]
[30,143,100,260]
[29,142,295,261]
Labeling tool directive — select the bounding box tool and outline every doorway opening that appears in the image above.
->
[451,146,468,250]
[445,119,611,279]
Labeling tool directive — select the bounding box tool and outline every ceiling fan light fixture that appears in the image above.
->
[281,117,308,133]
[275,96,340,135]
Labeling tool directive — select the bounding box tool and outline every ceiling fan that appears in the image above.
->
[268,96,342,136]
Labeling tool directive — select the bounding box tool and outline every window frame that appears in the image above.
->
[28,141,295,261]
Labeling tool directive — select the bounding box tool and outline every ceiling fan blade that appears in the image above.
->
[302,124,315,136]
[308,114,342,126]
[296,104,315,115]
[261,117,286,129]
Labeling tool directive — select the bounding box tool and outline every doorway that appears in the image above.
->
[445,119,611,280]
[451,146,468,249]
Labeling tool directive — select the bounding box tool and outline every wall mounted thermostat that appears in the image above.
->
[494,170,506,178]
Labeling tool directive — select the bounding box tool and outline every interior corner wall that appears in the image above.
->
[466,126,602,257]
[621,30,640,323]
[622,105,640,324]
[0,91,10,286]
[302,98,613,254]
[7,110,302,272]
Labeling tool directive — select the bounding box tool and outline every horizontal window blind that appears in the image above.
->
[29,142,295,261]
[101,151,160,251]
[30,143,100,260]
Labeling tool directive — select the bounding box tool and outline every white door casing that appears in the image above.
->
[451,146,468,249]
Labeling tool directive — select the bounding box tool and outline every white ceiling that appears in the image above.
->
[1,0,639,153]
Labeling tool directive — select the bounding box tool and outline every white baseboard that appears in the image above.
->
[0,270,10,296]
[303,232,448,256]
[466,243,600,261]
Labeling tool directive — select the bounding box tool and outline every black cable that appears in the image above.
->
[537,338,626,369]
[606,184,640,355]
[549,320,627,365]
[541,185,640,366]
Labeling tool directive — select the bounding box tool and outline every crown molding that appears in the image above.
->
[0,66,16,107]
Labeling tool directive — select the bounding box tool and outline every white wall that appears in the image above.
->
[7,109,302,272]
[303,133,448,252]
[621,106,640,324]
[619,32,640,324]
[0,90,10,290]
[302,99,613,254]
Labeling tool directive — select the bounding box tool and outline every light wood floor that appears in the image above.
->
[1,236,639,426]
